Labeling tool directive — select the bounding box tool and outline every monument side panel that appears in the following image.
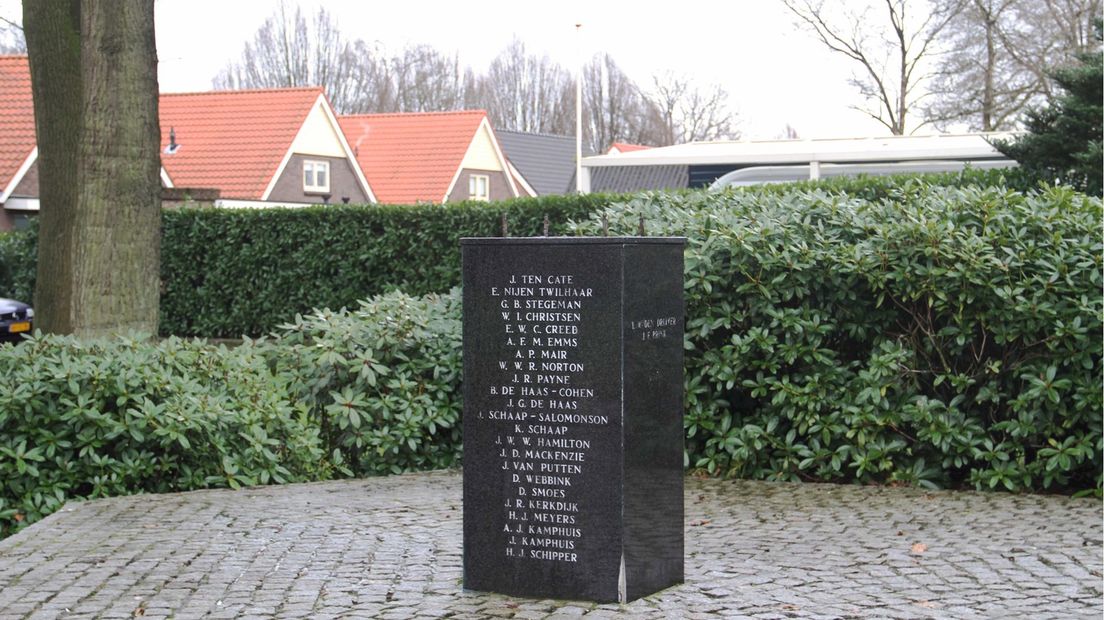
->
[463,240,624,602]
[621,241,686,600]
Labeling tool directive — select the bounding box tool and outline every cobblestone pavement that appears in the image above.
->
[0,470,1100,619]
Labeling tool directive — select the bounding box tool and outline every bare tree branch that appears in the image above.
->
[474,38,573,134]
[0,15,25,53]
[649,72,740,144]
[783,0,957,134]
[213,1,394,114]
[216,4,740,147]
[924,0,1099,130]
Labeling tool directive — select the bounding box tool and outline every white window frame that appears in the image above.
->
[303,160,331,194]
[469,173,490,201]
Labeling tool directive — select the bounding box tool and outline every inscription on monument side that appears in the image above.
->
[483,272,601,564]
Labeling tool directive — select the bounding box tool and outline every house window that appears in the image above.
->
[11,213,34,230]
[469,174,489,201]
[303,160,330,193]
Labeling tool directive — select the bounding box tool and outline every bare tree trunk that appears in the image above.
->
[23,0,81,334]
[982,3,996,130]
[893,1,908,134]
[23,0,161,337]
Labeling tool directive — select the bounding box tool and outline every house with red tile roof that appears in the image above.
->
[337,110,518,204]
[160,87,374,207]
[0,62,374,227]
[0,56,183,229]
[0,56,40,231]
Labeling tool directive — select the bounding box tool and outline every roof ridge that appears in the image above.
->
[161,86,324,98]
[339,109,487,120]
[497,129,574,139]
[686,132,1021,146]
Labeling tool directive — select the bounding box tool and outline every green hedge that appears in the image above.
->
[754,166,1040,200]
[269,291,463,476]
[0,333,327,538]
[160,195,618,337]
[0,221,35,304]
[0,194,617,337]
[0,290,461,538]
[0,169,1034,338]
[572,183,1102,493]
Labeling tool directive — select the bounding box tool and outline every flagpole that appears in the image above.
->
[575,22,583,194]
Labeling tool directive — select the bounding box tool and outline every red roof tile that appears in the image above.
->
[608,142,652,154]
[0,56,35,197]
[159,88,323,199]
[338,110,487,204]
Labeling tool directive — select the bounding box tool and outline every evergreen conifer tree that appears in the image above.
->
[997,20,1102,196]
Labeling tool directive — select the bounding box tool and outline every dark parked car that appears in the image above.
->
[0,298,33,343]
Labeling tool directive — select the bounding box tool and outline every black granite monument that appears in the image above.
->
[462,236,685,603]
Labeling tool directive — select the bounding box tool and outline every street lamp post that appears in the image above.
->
[575,22,584,194]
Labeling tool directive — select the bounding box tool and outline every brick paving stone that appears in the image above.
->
[0,470,1100,618]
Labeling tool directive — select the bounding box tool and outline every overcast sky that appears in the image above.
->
[1,0,897,140]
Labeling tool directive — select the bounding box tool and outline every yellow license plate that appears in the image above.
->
[9,321,30,333]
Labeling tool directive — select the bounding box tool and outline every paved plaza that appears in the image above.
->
[0,470,1100,619]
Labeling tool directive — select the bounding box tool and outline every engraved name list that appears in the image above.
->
[483,272,602,564]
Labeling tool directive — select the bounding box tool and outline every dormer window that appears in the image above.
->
[469,174,489,201]
[304,160,330,193]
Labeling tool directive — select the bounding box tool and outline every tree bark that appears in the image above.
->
[23,0,161,337]
[23,0,81,334]
[73,0,161,337]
